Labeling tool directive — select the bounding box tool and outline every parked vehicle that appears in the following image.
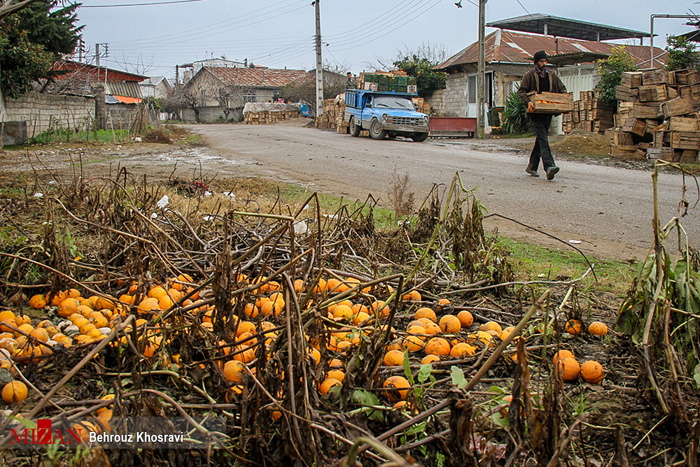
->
[344,89,429,142]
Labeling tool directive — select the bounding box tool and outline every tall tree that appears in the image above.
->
[0,0,82,97]
[665,35,700,71]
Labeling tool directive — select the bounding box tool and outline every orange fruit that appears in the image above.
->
[332,304,353,320]
[137,297,160,314]
[457,310,474,328]
[565,319,582,335]
[94,297,115,311]
[552,349,575,366]
[148,286,168,299]
[421,354,440,365]
[580,360,604,384]
[557,357,581,382]
[236,321,256,336]
[312,278,327,294]
[57,298,80,318]
[96,394,115,415]
[223,360,246,383]
[0,311,15,323]
[244,303,260,318]
[439,315,461,334]
[327,369,345,381]
[371,300,390,318]
[415,308,437,323]
[383,349,405,366]
[319,377,341,396]
[49,291,68,307]
[436,298,451,311]
[29,295,46,309]
[449,342,476,358]
[29,328,49,343]
[383,375,411,402]
[588,322,608,337]
[424,337,451,357]
[479,321,502,334]
[2,381,28,404]
[326,278,342,294]
[402,335,424,352]
[402,290,422,302]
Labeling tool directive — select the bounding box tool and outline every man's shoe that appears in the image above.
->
[525,166,539,177]
[546,166,560,180]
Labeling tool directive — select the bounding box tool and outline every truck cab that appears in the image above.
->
[344,89,429,142]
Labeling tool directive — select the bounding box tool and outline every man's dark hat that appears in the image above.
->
[533,50,547,63]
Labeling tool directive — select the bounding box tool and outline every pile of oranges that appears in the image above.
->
[0,272,609,424]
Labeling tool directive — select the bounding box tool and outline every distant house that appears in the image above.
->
[140,76,172,99]
[49,59,147,130]
[433,15,668,133]
[180,58,247,83]
[182,66,310,122]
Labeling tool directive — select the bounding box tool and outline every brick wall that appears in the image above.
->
[4,92,95,139]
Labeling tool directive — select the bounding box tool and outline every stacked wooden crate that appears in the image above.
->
[562,91,615,134]
[244,109,299,124]
[315,98,337,130]
[607,69,700,162]
[412,97,432,114]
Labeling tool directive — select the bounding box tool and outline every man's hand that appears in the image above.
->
[527,102,535,113]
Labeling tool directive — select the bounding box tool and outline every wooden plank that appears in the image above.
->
[646,119,660,133]
[674,69,700,86]
[632,103,661,119]
[680,149,698,163]
[527,91,574,113]
[616,85,638,101]
[653,130,666,148]
[670,131,700,150]
[606,129,634,146]
[621,117,647,136]
[668,116,699,132]
[647,147,675,160]
[621,71,643,88]
[638,85,667,102]
[662,97,695,118]
[610,145,638,157]
[643,68,675,85]
[633,148,648,161]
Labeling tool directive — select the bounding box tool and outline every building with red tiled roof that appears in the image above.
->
[432,29,667,127]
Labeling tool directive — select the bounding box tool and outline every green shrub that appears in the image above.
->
[502,90,532,135]
[595,45,636,104]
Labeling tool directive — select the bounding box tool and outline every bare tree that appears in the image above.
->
[114,53,155,76]
[217,85,250,122]
[364,41,450,72]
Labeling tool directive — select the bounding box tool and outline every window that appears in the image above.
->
[200,90,206,107]
[244,89,256,103]
[467,75,476,104]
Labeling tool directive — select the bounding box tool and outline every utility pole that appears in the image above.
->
[96,43,100,84]
[314,0,323,118]
[476,0,486,139]
[175,64,179,89]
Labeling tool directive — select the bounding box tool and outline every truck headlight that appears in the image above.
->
[423,116,429,125]
[382,114,388,124]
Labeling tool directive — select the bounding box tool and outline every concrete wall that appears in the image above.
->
[181,106,244,123]
[426,89,446,116]
[4,92,94,139]
[105,103,141,130]
[441,73,469,117]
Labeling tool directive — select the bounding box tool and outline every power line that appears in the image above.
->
[81,0,203,7]
[514,0,533,17]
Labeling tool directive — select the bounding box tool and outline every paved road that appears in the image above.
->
[186,122,697,261]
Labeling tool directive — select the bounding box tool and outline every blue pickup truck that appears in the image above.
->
[344,89,430,142]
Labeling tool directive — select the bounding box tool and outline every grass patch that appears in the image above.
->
[499,236,636,294]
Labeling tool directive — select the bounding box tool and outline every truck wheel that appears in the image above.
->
[349,117,361,137]
[369,119,386,140]
[411,132,429,142]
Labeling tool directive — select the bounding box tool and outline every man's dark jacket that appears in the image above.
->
[517,68,567,107]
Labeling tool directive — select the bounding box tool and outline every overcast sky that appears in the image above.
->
[75,0,696,80]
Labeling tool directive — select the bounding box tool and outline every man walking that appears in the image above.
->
[518,50,567,180]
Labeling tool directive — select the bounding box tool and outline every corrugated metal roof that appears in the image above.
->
[204,67,310,88]
[435,30,667,71]
[486,14,650,41]
[106,81,143,99]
